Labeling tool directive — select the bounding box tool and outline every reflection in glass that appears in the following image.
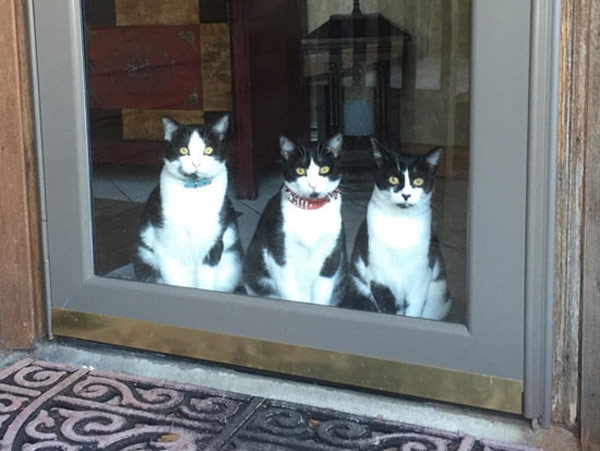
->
[86,0,470,323]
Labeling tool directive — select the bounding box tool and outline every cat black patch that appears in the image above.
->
[258,193,286,267]
[133,259,161,283]
[203,240,224,266]
[220,197,238,227]
[141,186,164,229]
[133,239,160,283]
[428,235,448,281]
[132,186,163,283]
[370,282,400,314]
[242,192,286,295]
[340,285,373,312]
[320,232,346,278]
[219,197,244,256]
[199,197,243,268]
[428,235,440,269]
[351,220,369,268]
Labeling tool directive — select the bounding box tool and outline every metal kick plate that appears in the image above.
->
[52,308,523,414]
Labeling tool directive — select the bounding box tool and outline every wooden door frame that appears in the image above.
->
[554,0,600,448]
[568,1,600,448]
[1,0,598,446]
[0,0,45,349]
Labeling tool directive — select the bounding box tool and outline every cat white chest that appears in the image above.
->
[157,169,227,259]
[281,195,341,251]
[367,201,431,293]
[270,194,342,301]
[368,206,430,250]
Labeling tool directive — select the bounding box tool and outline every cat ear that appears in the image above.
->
[325,133,343,157]
[162,116,179,142]
[211,115,230,142]
[280,136,296,160]
[425,147,443,168]
[370,137,389,167]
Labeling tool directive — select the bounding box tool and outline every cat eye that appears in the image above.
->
[388,176,400,185]
[319,166,331,175]
[413,177,424,187]
[295,167,306,176]
[204,147,214,155]
[179,147,189,155]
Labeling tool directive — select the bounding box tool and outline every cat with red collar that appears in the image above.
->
[242,133,348,306]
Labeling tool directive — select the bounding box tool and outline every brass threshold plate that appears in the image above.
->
[52,309,522,414]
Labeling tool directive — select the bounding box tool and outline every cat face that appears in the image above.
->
[280,133,343,198]
[371,138,442,209]
[161,115,229,181]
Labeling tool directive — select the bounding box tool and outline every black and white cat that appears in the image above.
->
[342,138,452,320]
[133,115,243,292]
[242,134,348,306]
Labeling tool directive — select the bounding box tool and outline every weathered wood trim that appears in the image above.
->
[580,1,600,448]
[0,0,46,348]
[553,0,588,429]
[555,0,600,447]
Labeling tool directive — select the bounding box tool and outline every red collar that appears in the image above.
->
[285,188,339,210]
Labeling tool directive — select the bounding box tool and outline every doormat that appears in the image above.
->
[0,359,540,450]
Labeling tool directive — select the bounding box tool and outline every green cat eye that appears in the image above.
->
[179,147,189,155]
[319,166,330,175]
[413,177,424,187]
[296,167,306,176]
[389,176,400,185]
[204,146,214,155]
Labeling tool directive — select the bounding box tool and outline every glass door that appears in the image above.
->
[30,0,557,421]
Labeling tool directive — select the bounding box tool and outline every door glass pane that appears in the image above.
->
[86,0,470,324]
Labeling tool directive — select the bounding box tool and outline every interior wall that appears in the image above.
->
[306,0,471,147]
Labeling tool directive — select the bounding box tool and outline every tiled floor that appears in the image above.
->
[91,162,468,322]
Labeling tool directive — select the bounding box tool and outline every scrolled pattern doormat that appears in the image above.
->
[0,359,539,450]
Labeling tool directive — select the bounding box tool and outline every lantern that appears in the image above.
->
[303,0,412,151]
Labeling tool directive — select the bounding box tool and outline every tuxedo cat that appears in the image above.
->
[243,134,348,306]
[133,115,243,292]
[342,138,452,320]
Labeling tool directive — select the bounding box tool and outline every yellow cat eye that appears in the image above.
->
[389,176,400,185]
[413,177,424,187]
[204,146,214,155]
[179,147,189,155]
[295,167,306,176]
[319,166,331,175]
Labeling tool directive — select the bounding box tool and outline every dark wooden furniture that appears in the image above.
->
[229,0,305,198]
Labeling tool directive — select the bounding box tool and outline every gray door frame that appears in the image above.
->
[27,0,559,425]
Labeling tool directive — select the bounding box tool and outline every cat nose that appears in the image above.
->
[308,182,318,190]
[402,193,411,201]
